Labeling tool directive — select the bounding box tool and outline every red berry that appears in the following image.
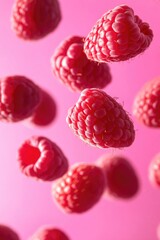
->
[52,163,105,213]
[11,0,61,40]
[28,89,57,126]
[0,76,41,122]
[66,88,135,148]
[0,225,20,240]
[84,4,153,62]
[97,155,139,199]
[149,154,160,187]
[133,77,160,127]
[18,136,68,181]
[30,227,69,240]
[51,36,112,92]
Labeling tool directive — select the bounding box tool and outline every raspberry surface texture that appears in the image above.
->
[11,0,61,40]
[51,36,112,92]
[30,227,69,240]
[0,76,41,122]
[0,225,20,240]
[28,89,57,126]
[97,154,139,199]
[149,154,160,187]
[133,77,160,127]
[66,88,135,148]
[52,163,105,213]
[84,4,153,62]
[18,136,68,181]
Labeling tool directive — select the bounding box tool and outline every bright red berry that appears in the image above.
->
[0,76,41,122]
[11,0,61,40]
[51,36,112,92]
[52,163,105,213]
[97,154,139,199]
[133,77,160,127]
[28,89,57,126]
[0,225,20,240]
[84,4,153,62]
[18,136,68,181]
[149,154,160,187]
[66,88,135,148]
[30,227,69,240]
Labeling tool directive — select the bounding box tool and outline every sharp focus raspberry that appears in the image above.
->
[52,163,105,213]
[28,89,57,126]
[149,154,160,187]
[0,225,20,240]
[0,76,41,122]
[11,0,61,40]
[133,77,160,127]
[51,36,112,92]
[30,227,70,240]
[18,136,68,181]
[97,154,139,199]
[66,88,135,148]
[84,4,153,62]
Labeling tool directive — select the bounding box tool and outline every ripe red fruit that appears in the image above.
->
[52,163,105,213]
[18,136,68,181]
[11,0,61,40]
[133,77,160,127]
[30,227,69,240]
[149,154,160,187]
[0,76,41,122]
[0,225,20,240]
[51,36,112,92]
[66,88,135,148]
[97,154,139,199]
[84,4,153,62]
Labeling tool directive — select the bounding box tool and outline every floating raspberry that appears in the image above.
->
[30,227,69,240]
[0,225,20,240]
[84,4,153,62]
[0,76,41,122]
[66,88,135,148]
[18,136,68,181]
[97,154,139,199]
[11,0,61,40]
[51,36,112,92]
[28,89,57,126]
[149,154,160,187]
[52,163,105,213]
[133,77,160,127]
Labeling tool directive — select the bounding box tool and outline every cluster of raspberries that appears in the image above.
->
[2,0,160,240]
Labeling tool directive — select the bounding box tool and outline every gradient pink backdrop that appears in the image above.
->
[0,0,160,239]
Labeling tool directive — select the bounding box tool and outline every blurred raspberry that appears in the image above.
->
[97,154,139,199]
[28,89,57,126]
[52,163,105,213]
[30,227,69,240]
[0,76,41,122]
[51,36,111,92]
[66,88,135,148]
[149,154,160,187]
[11,0,61,40]
[0,225,20,240]
[84,4,153,62]
[133,77,160,127]
[18,136,68,181]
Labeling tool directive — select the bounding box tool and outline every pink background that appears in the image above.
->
[0,0,160,239]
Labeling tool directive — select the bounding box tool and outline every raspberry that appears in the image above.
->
[133,77,160,127]
[30,227,69,240]
[18,136,68,181]
[149,154,160,187]
[0,76,41,122]
[28,89,57,126]
[52,163,105,213]
[97,154,139,199]
[51,36,112,92]
[84,4,153,62]
[11,0,61,40]
[66,88,135,148]
[0,225,20,240]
